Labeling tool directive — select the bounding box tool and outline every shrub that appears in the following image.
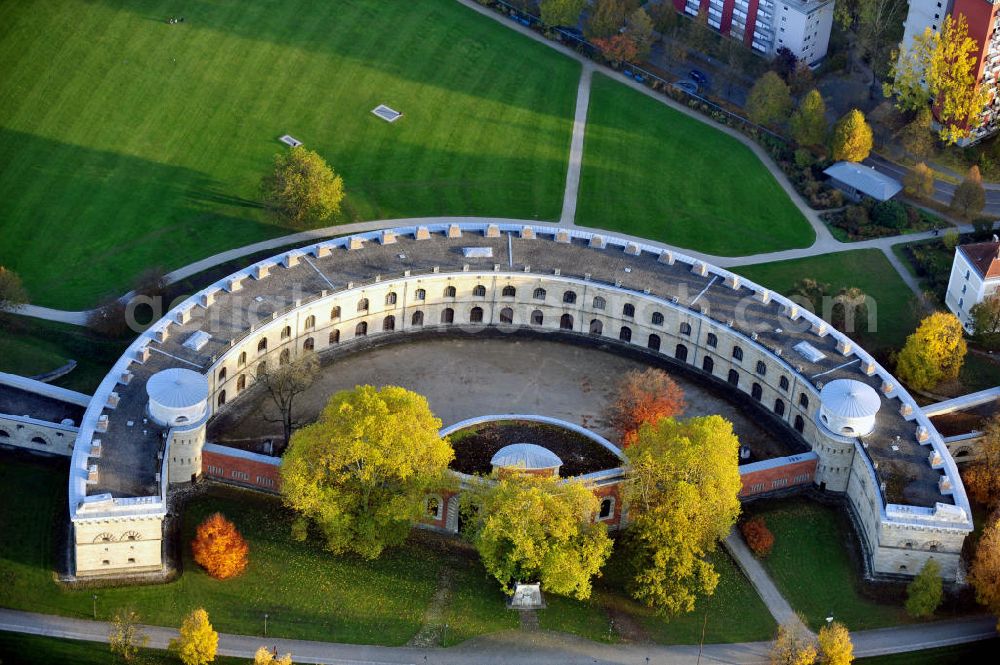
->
[741,516,774,557]
[191,513,249,580]
[871,200,907,229]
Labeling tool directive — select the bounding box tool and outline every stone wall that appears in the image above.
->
[202,443,280,492]
[0,414,77,456]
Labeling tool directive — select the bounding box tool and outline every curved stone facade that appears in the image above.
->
[67,223,974,580]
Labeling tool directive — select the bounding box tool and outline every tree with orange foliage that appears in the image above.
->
[191,513,249,580]
[605,368,686,445]
[741,517,775,557]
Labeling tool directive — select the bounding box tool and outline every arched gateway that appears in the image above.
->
[68,223,972,581]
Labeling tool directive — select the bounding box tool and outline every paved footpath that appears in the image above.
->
[0,608,994,664]
[723,531,807,634]
[560,64,594,226]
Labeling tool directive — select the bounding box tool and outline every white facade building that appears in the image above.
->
[900,0,951,56]
[946,240,1000,332]
[774,0,836,64]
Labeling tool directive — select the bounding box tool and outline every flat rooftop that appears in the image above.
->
[0,385,85,426]
[85,227,951,508]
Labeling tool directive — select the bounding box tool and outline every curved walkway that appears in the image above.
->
[0,608,995,665]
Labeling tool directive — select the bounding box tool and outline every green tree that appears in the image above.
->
[790,89,828,146]
[746,72,792,126]
[900,107,935,158]
[905,558,943,618]
[0,266,28,328]
[896,312,967,391]
[169,608,218,665]
[886,15,989,144]
[831,109,873,162]
[260,146,345,227]
[903,162,936,199]
[625,7,655,60]
[281,385,455,559]
[951,165,986,218]
[649,0,679,38]
[971,294,1000,350]
[585,0,638,39]
[539,0,587,26]
[942,227,960,251]
[108,608,148,664]
[685,8,715,56]
[817,620,854,665]
[622,416,742,615]
[462,473,612,599]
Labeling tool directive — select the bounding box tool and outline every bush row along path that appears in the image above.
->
[0,607,995,665]
[8,0,976,326]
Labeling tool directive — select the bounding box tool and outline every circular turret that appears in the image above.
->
[146,368,209,427]
[490,443,563,476]
[819,379,880,438]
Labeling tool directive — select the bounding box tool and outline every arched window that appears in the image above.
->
[383,315,395,331]
[774,399,785,416]
[707,333,718,348]
[560,313,574,330]
[590,319,603,335]
[593,296,606,310]
[651,312,664,326]
[304,315,315,329]
[703,356,714,374]
[0,430,8,439]
[675,344,688,362]
[799,393,809,409]
[238,351,246,366]
[279,349,290,365]
[599,498,614,519]
[445,286,456,298]
[648,334,661,351]
[415,288,426,301]
[237,374,247,392]
[531,310,544,326]
[426,497,441,519]
[329,329,340,344]
[619,326,632,342]
[357,298,369,312]
[473,285,487,297]
[31,436,48,446]
[756,361,767,376]
[623,303,635,318]
[533,288,546,300]
[256,362,266,378]
[218,390,227,407]
[281,325,291,340]
[563,290,577,304]
[502,285,516,298]
[500,308,514,324]
[218,367,227,383]
[303,337,315,351]
[257,338,268,353]
[794,415,805,433]
[728,369,739,386]
[470,307,484,323]
[331,306,341,320]
[385,292,397,306]
[779,376,790,391]
[752,382,763,401]
[732,345,743,361]
[411,310,424,326]
[355,321,368,336]
[680,322,692,336]
[441,308,454,324]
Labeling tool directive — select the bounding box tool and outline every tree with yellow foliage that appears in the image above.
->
[462,473,612,600]
[831,110,873,162]
[169,608,218,665]
[253,646,293,665]
[817,621,854,665]
[192,513,249,580]
[903,162,935,199]
[885,14,989,144]
[969,516,1000,631]
[260,146,345,227]
[895,312,967,391]
[770,622,817,665]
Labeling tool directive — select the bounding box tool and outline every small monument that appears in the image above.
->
[507,582,545,610]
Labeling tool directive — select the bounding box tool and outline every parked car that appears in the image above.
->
[671,80,698,95]
[689,69,709,88]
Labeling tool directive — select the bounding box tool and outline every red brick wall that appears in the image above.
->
[202,448,281,492]
[739,458,817,497]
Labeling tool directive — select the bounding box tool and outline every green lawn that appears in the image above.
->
[735,249,919,352]
[575,73,814,256]
[0,318,130,393]
[744,499,910,631]
[0,0,579,309]
[0,631,246,665]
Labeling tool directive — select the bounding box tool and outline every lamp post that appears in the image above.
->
[264,612,268,636]
[92,594,97,620]
[826,613,834,627]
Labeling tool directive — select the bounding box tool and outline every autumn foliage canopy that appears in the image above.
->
[192,513,249,580]
[741,517,774,557]
[605,368,686,445]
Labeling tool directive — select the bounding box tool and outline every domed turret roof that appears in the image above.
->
[820,379,880,419]
[146,368,208,409]
[490,443,563,470]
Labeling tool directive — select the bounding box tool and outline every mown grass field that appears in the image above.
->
[0,0,579,308]
[734,249,919,352]
[576,73,814,256]
[0,456,771,648]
